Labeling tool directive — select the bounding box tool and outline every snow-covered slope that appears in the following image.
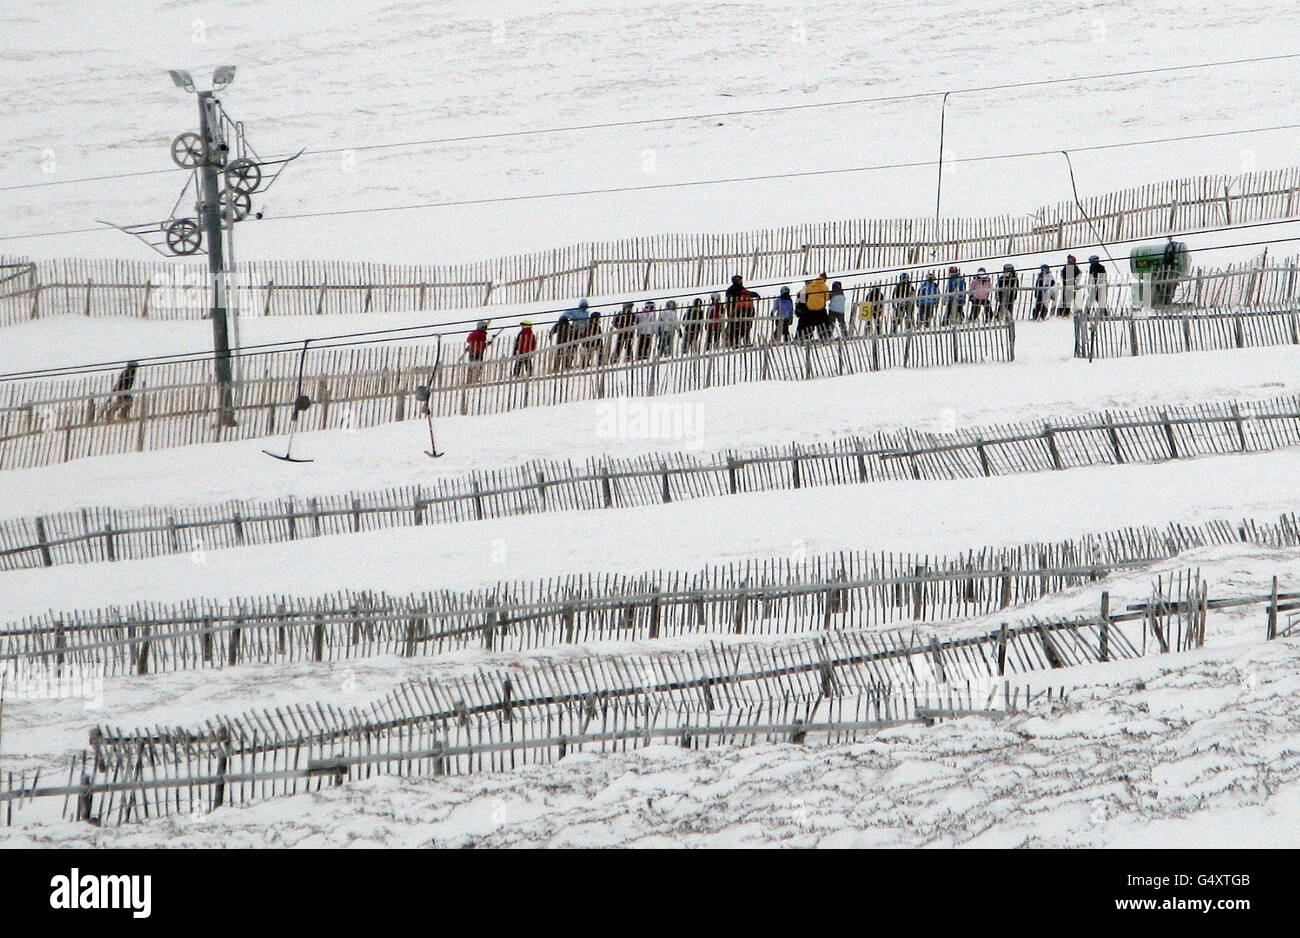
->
[2,1,1298,266]
[8,633,1298,848]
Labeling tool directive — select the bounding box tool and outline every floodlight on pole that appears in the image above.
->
[168,69,195,93]
[212,66,236,90]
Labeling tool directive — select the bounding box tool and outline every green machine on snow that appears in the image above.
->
[1129,238,1191,310]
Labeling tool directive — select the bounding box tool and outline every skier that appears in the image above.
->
[995,264,1018,320]
[635,301,658,359]
[827,281,849,337]
[549,314,573,371]
[804,272,831,340]
[612,302,636,361]
[107,360,139,420]
[580,310,603,367]
[512,321,538,377]
[737,286,758,345]
[706,293,726,349]
[773,286,794,342]
[1032,264,1056,320]
[916,272,941,327]
[1059,254,1082,317]
[943,266,967,325]
[466,320,491,384]
[859,284,884,334]
[683,297,706,351]
[968,268,993,321]
[892,272,915,329]
[657,299,681,356]
[723,275,746,346]
[1085,255,1109,317]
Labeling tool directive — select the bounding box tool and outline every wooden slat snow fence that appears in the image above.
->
[3,682,1062,828]
[1,510,1274,682]
[1075,306,1300,359]
[0,530,1198,676]
[3,392,1300,574]
[0,570,1216,826]
[0,319,1013,470]
[2,166,1296,323]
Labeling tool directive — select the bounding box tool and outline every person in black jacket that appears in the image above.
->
[892,272,915,329]
[107,360,139,420]
[995,264,1018,320]
[1059,254,1082,317]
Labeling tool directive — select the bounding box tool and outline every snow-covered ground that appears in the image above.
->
[2,0,1298,849]
[8,632,1298,848]
[2,1,1298,267]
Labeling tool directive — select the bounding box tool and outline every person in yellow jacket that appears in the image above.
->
[803,272,831,340]
[805,273,830,312]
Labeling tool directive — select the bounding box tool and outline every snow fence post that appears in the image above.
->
[1268,576,1279,640]
[1099,592,1111,663]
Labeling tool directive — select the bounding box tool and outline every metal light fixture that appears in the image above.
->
[211,65,236,90]
[168,69,195,93]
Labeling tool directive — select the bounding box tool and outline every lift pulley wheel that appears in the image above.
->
[225,158,262,195]
[170,132,205,169]
[164,218,203,255]
[221,188,252,222]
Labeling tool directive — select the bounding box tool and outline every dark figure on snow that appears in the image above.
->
[613,302,636,361]
[1059,254,1081,317]
[1085,255,1109,317]
[1032,265,1056,320]
[725,275,751,346]
[892,272,915,329]
[107,360,139,420]
[995,264,1018,320]
[682,298,706,351]
[579,310,603,367]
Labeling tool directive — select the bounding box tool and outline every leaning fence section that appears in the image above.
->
[2,167,1296,324]
[4,568,1214,827]
[3,391,1299,574]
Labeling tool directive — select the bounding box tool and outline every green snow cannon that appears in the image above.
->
[1130,240,1190,308]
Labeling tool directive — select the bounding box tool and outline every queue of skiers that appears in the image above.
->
[466,254,1114,374]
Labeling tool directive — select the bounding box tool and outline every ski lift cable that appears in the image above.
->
[2,224,1297,384]
[1,49,1297,194]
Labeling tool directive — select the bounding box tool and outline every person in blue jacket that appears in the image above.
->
[916,272,941,327]
[772,286,794,342]
[943,266,967,325]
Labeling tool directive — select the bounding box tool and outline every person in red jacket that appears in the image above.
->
[466,320,491,384]
[512,321,537,377]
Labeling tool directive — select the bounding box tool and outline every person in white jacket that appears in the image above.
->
[657,299,681,356]
[635,301,659,360]
[1085,255,1109,317]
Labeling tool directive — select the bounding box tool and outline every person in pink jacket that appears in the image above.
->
[969,267,993,321]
